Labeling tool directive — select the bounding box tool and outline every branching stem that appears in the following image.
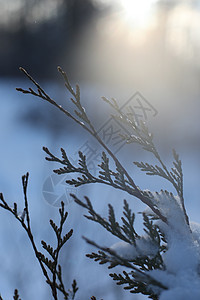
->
[16,67,167,223]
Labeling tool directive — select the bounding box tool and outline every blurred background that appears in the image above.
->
[1,0,200,299]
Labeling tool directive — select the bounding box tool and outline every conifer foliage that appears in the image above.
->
[0,67,199,299]
[0,174,78,300]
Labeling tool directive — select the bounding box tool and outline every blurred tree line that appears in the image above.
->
[0,0,104,79]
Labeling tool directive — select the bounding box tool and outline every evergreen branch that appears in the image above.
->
[143,214,161,246]
[113,162,129,189]
[86,250,118,268]
[44,146,167,222]
[110,271,135,290]
[42,201,74,299]
[43,148,135,193]
[153,150,189,226]
[16,67,95,136]
[70,279,78,300]
[44,147,102,186]
[171,149,183,199]
[17,68,167,223]
[101,97,120,111]
[120,133,155,153]
[74,195,149,247]
[41,241,56,260]
[98,152,114,184]
[121,200,138,244]
[133,162,168,179]
[50,219,60,238]
[134,151,186,222]
[65,176,98,187]
[57,66,96,133]
[110,271,158,299]
[0,176,76,300]
[74,194,165,276]
[72,195,134,243]
[83,236,139,270]
[37,252,55,272]
[109,109,155,153]
[83,237,167,292]
[55,265,70,299]
[59,229,73,251]
[54,266,78,299]
[104,96,189,226]
[22,173,31,240]
[0,175,53,297]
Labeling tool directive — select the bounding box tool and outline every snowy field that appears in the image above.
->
[0,78,200,299]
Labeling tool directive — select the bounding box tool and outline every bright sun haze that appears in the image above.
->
[117,0,157,29]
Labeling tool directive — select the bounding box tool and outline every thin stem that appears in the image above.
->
[51,213,65,300]
[0,176,57,299]
[17,68,95,137]
[22,173,59,298]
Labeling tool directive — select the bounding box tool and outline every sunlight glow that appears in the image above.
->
[119,0,157,29]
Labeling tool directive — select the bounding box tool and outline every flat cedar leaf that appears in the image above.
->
[38,252,55,271]
[50,219,59,236]
[134,162,167,179]
[76,84,80,100]
[85,196,93,210]
[53,167,70,174]
[72,195,89,209]
[61,148,69,162]
[108,204,116,225]
[61,229,73,246]
[41,240,55,258]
